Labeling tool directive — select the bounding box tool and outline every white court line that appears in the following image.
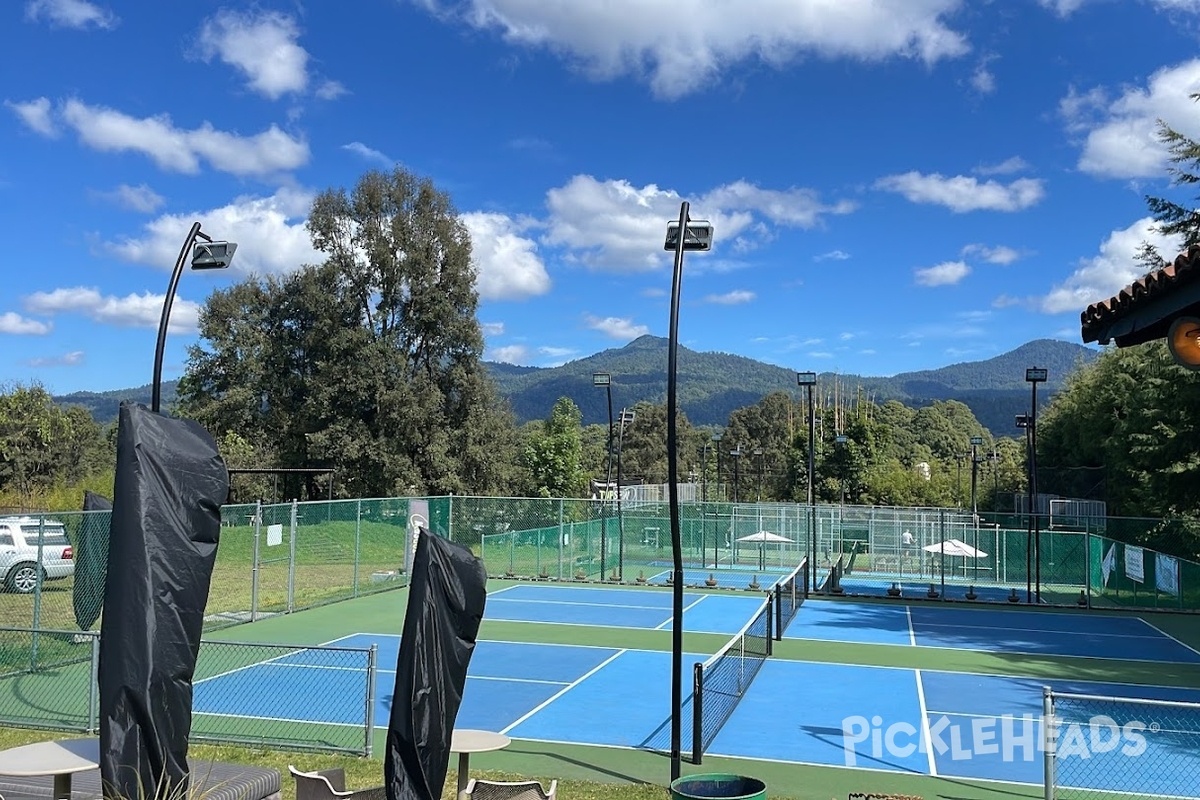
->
[655,594,709,630]
[1135,617,1200,657]
[913,669,937,778]
[905,605,916,648]
[498,649,627,735]
[487,584,520,597]
[492,596,680,612]
[917,619,1167,640]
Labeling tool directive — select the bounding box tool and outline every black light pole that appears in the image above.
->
[153,222,237,412]
[797,371,817,593]
[663,203,712,781]
[712,432,723,569]
[969,435,983,572]
[990,450,1001,512]
[616,407,635,580]
[1016,413,1033,603]
[754,447,764,502]
[731,445,744,503]
[594,372,614,580]
[1027,367,1048,603]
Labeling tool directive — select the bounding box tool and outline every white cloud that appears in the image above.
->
[27,351,84,368]
[418,0,968,99]
[1041,0,1200,15]
[5,97,58,137]
[481,322,505,336]
[47,98,310,177]
[703,290,755,305]
[1041,217,1182,313]
[586,315,649,339]
[1064,59,1200,179]
[488,344,530,365]
[814,249,851,261]
[915,260,970,286]
[24,287,202,333]
[875,171,1045,212]
[543,175,853,272]
[94,183,165,213]
[342,142,394,166]
[105,187,319,276]
[961,243,1022,264]
[970,56,996,94]
[460,212,551,300]
[538,346,577,365]
[974,156,1029,175]
[0,312,51,335]
[1037,0,1088,15]
[316,80,348,100]
[197,9,309,99]
[25,0,116,30]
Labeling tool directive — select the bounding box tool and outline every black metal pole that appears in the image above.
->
[733,451,741,504]
[1026,422,1033,604]
[617,410,627,580]
[1032,382,1040,604]
[971,442,979,565]
[152,222,207,413]
[601,384,614,580]
[667,201,689,782]
[807,384,816,595]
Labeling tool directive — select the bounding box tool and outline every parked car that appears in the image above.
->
[0,516,74,593]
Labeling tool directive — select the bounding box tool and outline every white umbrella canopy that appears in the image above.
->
[923,538,988,558]
[737,530,794,543]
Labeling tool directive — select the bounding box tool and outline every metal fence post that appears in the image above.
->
[365,643,377,757]
[288,499,298,613]
[354,499,362,598]
[447,493,455,541]
[89,632,100,732]
[1043,686,1055,800]
[30,516,46,669]
[251,500,262,622]
[558,498,565,580]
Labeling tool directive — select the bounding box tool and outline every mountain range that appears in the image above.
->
[53,337,1100,438]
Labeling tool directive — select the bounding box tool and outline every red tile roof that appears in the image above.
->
[1080,244,1200,344]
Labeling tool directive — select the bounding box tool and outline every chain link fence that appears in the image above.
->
[0,627,377,754]
[1045,687,1200,799]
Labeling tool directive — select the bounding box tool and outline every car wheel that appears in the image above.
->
[5,562,40,593]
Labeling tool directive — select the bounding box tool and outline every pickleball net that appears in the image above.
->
[691,595,773,763]
[773,558,808,639]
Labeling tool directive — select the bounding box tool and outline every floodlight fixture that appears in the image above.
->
[592,371,611,387]
[664,220,713,252]
[1015,414,1031,429]
[970,435,984,447]
[191,240,238,270]
[1026,367,1048,383]
[1168,316,1200,369]
[796,371,817,386]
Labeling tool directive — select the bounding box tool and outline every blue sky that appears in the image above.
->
[4,0,1200,394]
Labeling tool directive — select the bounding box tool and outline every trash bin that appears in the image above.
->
[671,773,767,800]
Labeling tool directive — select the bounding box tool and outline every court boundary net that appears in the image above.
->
[691,595,773,764]
[773,558,808,640]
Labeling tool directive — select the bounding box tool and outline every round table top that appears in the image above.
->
[450,729,511,754]
[0,738,100,776]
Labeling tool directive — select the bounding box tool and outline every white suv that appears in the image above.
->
[0,516,75,593]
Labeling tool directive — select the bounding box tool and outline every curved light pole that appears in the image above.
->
[153,221,237,412]
[594,372,614,579]
[663,203,712,780]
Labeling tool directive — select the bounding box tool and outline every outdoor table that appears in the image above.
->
[450,729,511,800]
[0,737,100,800]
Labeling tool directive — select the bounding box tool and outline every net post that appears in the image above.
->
[1043,686,1055,800]
[775,588,782,641]
[692,662,704,764]
[766,592,774,656]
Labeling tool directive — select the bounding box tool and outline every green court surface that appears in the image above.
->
[6,579,1200,800]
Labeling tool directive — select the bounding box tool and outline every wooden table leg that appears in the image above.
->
[52,773,72,800]
[457,752,470,800]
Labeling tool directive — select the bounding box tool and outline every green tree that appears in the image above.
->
[520,398,588,498]
[179,167,519,498]
[1137,92,1200,267]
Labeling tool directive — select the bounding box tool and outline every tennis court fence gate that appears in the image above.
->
[1043,687,1200,800]
[0,627,379,756]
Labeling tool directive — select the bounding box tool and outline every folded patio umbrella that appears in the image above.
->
[385,527,488,800]
[98,402,228,800]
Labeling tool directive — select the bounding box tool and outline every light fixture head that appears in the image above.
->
[835,435,848,444]
[592,371,611,387]
[664,220,713,251]
[1015,414,1031,429]
[796,371,817,386]
[1168,316,1200,369]
[970,435,984,446]
[1025,367,1048,383]
[191,241,237,270]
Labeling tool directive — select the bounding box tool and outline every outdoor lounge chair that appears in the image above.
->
[464,778,557,800]
[288,766,386,800]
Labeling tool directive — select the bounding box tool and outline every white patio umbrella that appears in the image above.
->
[737,531,794,570]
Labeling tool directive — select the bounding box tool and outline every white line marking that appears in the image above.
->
[1136,617,1200,657]
[905,605,916,648]
[488,584,520,597]
[914,669,937,777]
[656,594,710,630]
[499,649,628,735]
[493,596,679,612]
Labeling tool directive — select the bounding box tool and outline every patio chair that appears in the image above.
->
[288,766,386,800]
[464,778,557,800]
